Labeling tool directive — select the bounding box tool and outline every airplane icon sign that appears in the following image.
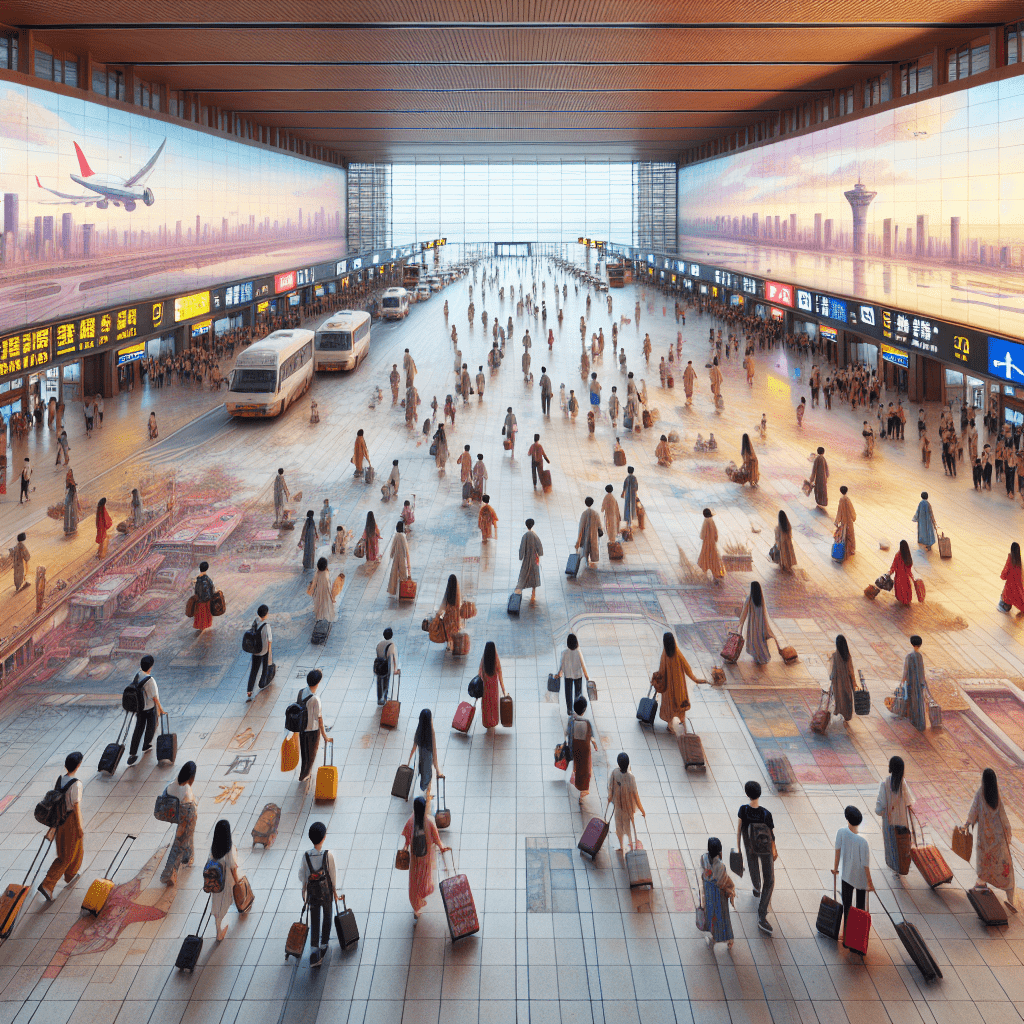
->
[36,138,166,211]
[989,339,1024,382]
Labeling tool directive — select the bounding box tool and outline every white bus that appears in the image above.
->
[225,329,314,417]
[314,310,371,371]
[381,287,411,320]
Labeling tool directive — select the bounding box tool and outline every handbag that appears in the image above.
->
[210,590,226,617]
[694,864,708,932]
[768,544,780,564]
[428,616,446,643]
[952,825,973,862]
[395,848,410,871]
[720,632,744,664]
[554,743,569,771]
[914,577,926,603]
[875,572,894,592]
[810,693,830,735]
[354,537,366,558]
[185,594,197,618]
[650,669,666,694]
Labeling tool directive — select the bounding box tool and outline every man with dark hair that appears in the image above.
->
[298,670,330,783]
[273,467,290,524]
[297,821,337,967]
[375,628,399,705]
[736,780,777,935]
[127,655,164,765]
[38,752,84,902]
[245,604,273,701]
[833,805,874,944]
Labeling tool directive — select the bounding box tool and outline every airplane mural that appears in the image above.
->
[35,138,166,211]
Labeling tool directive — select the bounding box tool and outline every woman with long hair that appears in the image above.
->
[700,837,736,950]
[429,574,463,651]
[387,520,411,596]
[740,433,759,486]
[209,819,242,941]
[399,796,449,919]
[192,561,215,631]
[566,696,598,803]
[95,497,113,559]
[697,508,725,581]
[827,635,858,723]
[63,469,82,536]
[966,768,1015,907]
[889,540,914,606]
[160,761,198,886]
[875,755,914,877]
[999,542,1024,613]
[654,631,705,731]
[433,422,449,470]
[774,510,796,572]
[407,709,443,798]
[737,581,777,664]
[308,556,342,621]
[478,641,507,730]
[360,510,381,563]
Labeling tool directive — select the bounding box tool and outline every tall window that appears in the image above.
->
[837,87,854,117]
[900,59,934,96]
[1007,22,1022,64]
[948,38,990,80]
[35,47,77,87]
[863,73,891,108]
[92,66,125,100]
[134,78,160,111]
[0,33,17,70]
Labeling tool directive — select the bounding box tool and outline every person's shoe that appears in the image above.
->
[246,692,254,702]
[758,919,774,935]
[310,950,323,968]
[320,943,329,952]
[751,889,760,899]
[127,754,138,766]
[38,884,53,902]
[258,678,270,690]
[142,745,153,753]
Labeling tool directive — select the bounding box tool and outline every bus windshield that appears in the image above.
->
[382,296,401,308]
[231,368,278,393]
[318,332,352,350]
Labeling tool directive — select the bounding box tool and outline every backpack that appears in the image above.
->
[34,776,75,828]
[122,673,151,714]
[154,789,181,823]
[305,851,332,903]
[203,858,225,893]
[746,809,773,857]
[242,619,265,655]
[284,691,312,733]
[373,643,393,679]
[195,574,215,603]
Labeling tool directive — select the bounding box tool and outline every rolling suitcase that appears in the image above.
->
[614,448,626,466]
[608,540,623,560]
[0,835,52,939]
[720,632,743,665]
[815,878,843,940]
[392,763,414,800]
[843,894,871,955]
[500,693,514,728]
[315,741,338,802]
[233,876,255,913]
[281,733,299,772]
[252,803,281,849]
[452,699,476,734]
[625,839,653,889]
[311,619,331,645]
[507,591,522,616]
[779,645,799,665]
[908,810,953,888]
[381,672,401,729]
[398,579,417,601]
[334,894,359,949]
[434,776,451,830]
[156,713,177,766]
[540,468,552,491]
[98,710,131,775]
[938,532,952,559]
[854,672,871,715]
[879,895,942,980]
[766,754,795,792]
[175,896,211,972]
[565,552,581,578]
[439,850,479,941]
[451,631,470,656]
[968,885,1008,926]
[678,718,706,771]
[285,904,309,960]
[82,834,136,917]
[578,805,611,861]
[636,685,658,727]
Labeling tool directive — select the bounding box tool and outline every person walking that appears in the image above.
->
[10,532,30,592]
[471,454,488,500]
[965,768,1016,908]
[245,604,273,700]
[736,781,777,935]
[898,635,932,731]
[359,511,381,563]
[682,361,696,404]
[352,430,369,477]
[274,468,290,523]
[406,709,443,798]
[63,470,82,536]
[457,445,473,504]
[556,633,590,716]
[299,511,318,570]
[515,519,543,602]
[477,495,499,544]
[566,696,598,803]
[130,489,144,529]
[834,486,856,558]
[875,755,914,877]
[913,492,938,551]
[192,561,216,630]
[375,628,399,705]
[809,447,829,507]
[826,635,858,724]
[433,422,449,472]
[999,542,1024,613]
[740,434,759,486]
[478,641,507,731]
[148,410,158,439]
[601,485,621,543]
[403,348,417,389]
[207,820,242,942]
[527,434,550,489]
[126,655,164,766]
[404,386,419,428]
[308,556,343,621]
[476,366,486,401]
[607,753,645,853]
[19,458,32,503]
[297,669,331,783]
[540,368,553,416]
[387,521,412,595]
[832,806,875,948]
[736,581,777,665]
[502,408,518,456]
[37,752,85,903]
[709,358,723,403]
[889,540,915,607]
[697,509,725,581]
[385,460,400,501]
[95,498,113,560]
[575,496,601,567]
[773,511,797,573]
[700,838,736,950]
[55,429,69,466]
[429,575,463,652]
[653,631,704,731]
[621,467,639,537]
[399,796,449,920]
[160,761,198,886]
[297,821,339,967]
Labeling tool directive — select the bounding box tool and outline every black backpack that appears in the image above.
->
[373,643,393,679]
[242,619,264,655]
[285,691,312,733]
[122,673,151,714]
[34,776,75,828]
[195,574,215,603]
[305,851,332,903]
[746,809,773,857]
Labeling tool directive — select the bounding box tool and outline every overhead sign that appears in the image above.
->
[274,271,297,294]
[881,343,909,368]
[988,338,1024,384]
[116,341,146,366]
[174,290,210,322]
[0,326,51,377]
[765,281,793,307]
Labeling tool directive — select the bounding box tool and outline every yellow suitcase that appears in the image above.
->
[315,741,337,802]
[281,733,299,772]
[82,835,135,917]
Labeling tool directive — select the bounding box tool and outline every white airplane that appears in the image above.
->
[993,349,1024,381]
[35,138,166,211]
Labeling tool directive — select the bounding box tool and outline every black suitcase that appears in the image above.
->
[636,685,658,727]
[565,553,581,577]
[507,592,522,616]
[176,896,210,972]
[392,763,414,800]
[879,896,941,981]
[312,619,331,645]
[816,880,843,940]
[156,713,177,766]
[968,885,1009,926]
[334,895,359,949]
[854,672,871,716]
[98,711,131,775]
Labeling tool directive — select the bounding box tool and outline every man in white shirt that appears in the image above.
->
[832,805,875,945]
[374,628,399,705]
[39,751,84,901]
[297,821,338,967]
[245,604,274,700]
[298,669,331,783]
[127,654,165,765]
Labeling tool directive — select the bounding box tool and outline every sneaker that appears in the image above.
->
[751,889,760,899]
[246,693,254,702]
[758,920,773,935]
[38,884,53,902]
[310,951,323,968]
[127,754,138,766]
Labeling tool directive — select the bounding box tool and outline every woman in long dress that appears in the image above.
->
[654,632,704,730]
[875,755,914,876]
[209,819,242,941]
[478,641,507,730]
[192,562,215,631]
[601,486,621,542]
[999,542,1024,613]
[63,470,82,535]
[965,768,1015,906]
[516,518,543,601]
[889,540,914,607]
[737,581,776,664]
[834,486,855,557]
[130,488,144,529]
[352,429,369,474]
[11,534,29,592]
[621,468,638,531]
[307,556,343,621]
[387,521,411,596]
[697,509,725,580]
[399,796,449,919]
[912,491,938,550]
[566,696,598,803]
[430,574,463,651]
[899,634,932,732]
[95,497,112,559]
[827,635,857,722]
[809,447,829,507]
[740,434,759,486]
[160,761,198,886]
[478,494,499,542]
[360,511,381,563]
[700,837,736,950]
[607,752,645,852]
[774,511,797,572]
[406,709,443,798]
[433,422,449,471]
[299,510,318,570]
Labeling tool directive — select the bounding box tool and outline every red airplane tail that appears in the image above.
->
[73,142,95,177]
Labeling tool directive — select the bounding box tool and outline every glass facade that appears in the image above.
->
[347,163,392,251]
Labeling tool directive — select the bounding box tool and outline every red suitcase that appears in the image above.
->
[398,579,417,600]
[908,810,953,888]
[439,850,479,941]
[720,632,744,664]
[452,631,471,657]
[577,804,611,860]
[843,897,871,955]
[452,699,476,734]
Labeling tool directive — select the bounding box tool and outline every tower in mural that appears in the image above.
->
[844,181,877,254]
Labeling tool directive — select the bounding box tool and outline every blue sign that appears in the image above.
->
[815,294,848,322]
[988,337,1024,384]
[224,282,252,307]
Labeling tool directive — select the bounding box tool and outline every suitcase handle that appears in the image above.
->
[160,713,171,734]
[104,834,137,881]
[440,847,457,879]
[193,894,212,937]
[436,775,447,814]
[21,833,55,887]
[118,709,133,746]
[323,741,334,767]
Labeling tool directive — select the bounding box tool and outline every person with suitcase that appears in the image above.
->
[621,466,639,537]
[654,631,706,732]
[875,756,914,878]
[37,752,84,903]
[965,768,1015,910]
[387,520,412,596]
[296,670,331,784]
[374,628,399,705]
[555,634,591,717]
[400,796,450,920]
[406,709,443,800]
[477,642,507,732]
[700,838,736,950]
[514,518,543,606]
[736,781,777,935]
[832,806,875,948]
[126,655,164,767]
[207,820,242,942]
[574,496,601,569]
[297,822,338,967]
[160,761,198,886]
[527,434,550,489]
[566,697,598,804]
[245,604,273,701]
[607,753,645,853]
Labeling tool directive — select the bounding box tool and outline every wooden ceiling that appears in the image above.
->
[6,1,1019,161]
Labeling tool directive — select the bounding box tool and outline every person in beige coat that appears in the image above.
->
[834,485,856,557]
[774,511,797,572]
[387,521,411,596]
[697,509,725,580]
[608,753,646,852]
[307,557,344,621]
[601,485,621,541]
[575,497,601,565]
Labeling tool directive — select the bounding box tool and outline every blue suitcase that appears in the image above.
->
[636,686,658,726]
[565,553,581,577]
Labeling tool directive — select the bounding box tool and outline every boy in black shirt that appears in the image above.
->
[736,780,777,935]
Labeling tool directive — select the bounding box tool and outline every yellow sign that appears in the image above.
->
[256,300,270,314]
[174,290,211,322]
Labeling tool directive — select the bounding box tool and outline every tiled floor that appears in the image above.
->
[1,258,1024,1024]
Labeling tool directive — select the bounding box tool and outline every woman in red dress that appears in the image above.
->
[1000,542,1024,613]
[192,561,214,631]
[95,497,113,559]
[890,540,914,607]
[478,641,506,730]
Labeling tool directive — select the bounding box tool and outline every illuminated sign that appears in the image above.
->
[883,309,938,355]
[174,290,211,322]
[191,319,212,337]
[336,260,348,275]
[714,270,735,288]
[770,306,785,321]
[288,292,300,306]
[275,271,296,293]
[859,305,876,327]
[0,326,50,377]
[820,325,838,342]
[295,267,314,286]
[689,264,700,277]
[116,341,146,366]
[224,282,253,307]
[765,281,793,307]
[315,284,325,297]
[816,294,848,322]
[881,343,909,368]
[114,306,140,342]
[352,258,363,270]
[988,338,1024,383]
[741,276,759,295]
[256,300,270,315]
[795,288,813,313]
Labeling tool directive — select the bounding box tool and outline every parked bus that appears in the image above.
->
[225,329,314,417]
[381,287,411,320]
[402,264,422,289]
[607,260,631,287]
[314,310,371,371]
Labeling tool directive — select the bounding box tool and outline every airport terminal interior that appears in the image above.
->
[3,4,1024,1024]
